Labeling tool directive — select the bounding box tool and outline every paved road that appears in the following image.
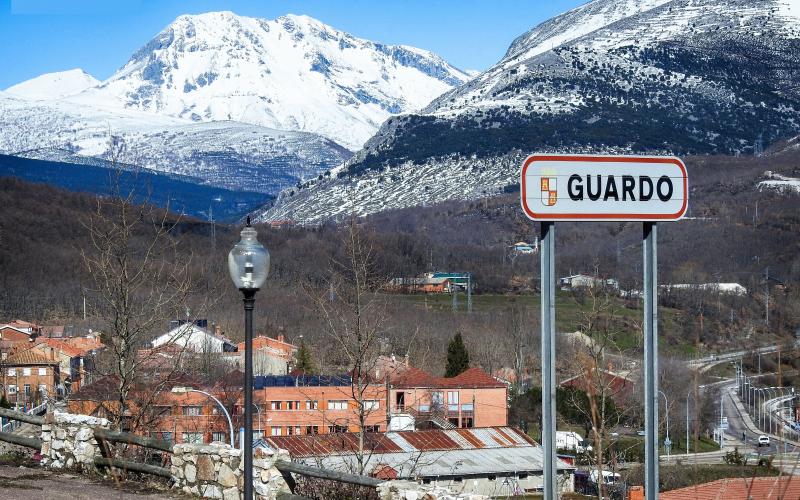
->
[0,465,178,499]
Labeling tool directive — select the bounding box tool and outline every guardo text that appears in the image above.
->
[566,174,674,202]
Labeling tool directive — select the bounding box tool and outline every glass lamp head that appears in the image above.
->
[228,217,270,290]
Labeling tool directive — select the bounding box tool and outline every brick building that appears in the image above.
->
[389,367,508,429]
[0,347,61,405]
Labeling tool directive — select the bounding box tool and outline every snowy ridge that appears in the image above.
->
[260,0,800,225]
[73,11,470,150]
[0,93,349,194]
[5,69,99,100]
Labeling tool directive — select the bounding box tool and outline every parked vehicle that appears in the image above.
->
[758,435,770,447]
[556,431,593,453]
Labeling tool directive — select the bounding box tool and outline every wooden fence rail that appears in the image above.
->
[0,430,42,449]
[275,460,383,488]
[0,407,45,425]
[93,428,173,453]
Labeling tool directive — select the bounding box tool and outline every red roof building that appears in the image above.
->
[390,367,507,429]
[659,476,800,499]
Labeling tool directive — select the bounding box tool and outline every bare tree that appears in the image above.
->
[308,217,387,474]
[81,136,201,429]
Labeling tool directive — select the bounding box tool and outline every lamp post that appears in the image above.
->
[172,386,235,447]
[228,216,270,500]
[659,390,670,457]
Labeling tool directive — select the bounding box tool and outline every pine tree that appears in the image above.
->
[294,340,317,375]
[445,332,470,377]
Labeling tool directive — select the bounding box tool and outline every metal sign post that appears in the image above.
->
[540,221,557,498]
[643,222,658,500]
[521,154,687,499]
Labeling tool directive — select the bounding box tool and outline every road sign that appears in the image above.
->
[664,437,671,448]
[721,417,729,430]
[520,154,688,221]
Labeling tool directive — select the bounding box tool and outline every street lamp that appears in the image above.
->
[659,390,670,457]
[228,216,269,500]
[171,387,234,447]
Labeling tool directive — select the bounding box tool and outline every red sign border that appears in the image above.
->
[520,154,688,221]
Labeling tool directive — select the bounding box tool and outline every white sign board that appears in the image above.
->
[521,154,688,221]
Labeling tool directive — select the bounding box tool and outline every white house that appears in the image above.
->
[151,323,236,353]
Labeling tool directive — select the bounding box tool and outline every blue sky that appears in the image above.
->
[0,0,586,89]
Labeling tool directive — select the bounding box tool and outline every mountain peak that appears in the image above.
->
[86,11,469,149]
[5,68,99,100]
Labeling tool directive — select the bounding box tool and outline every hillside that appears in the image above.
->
[0,154,271,221]
[260,0,800,224]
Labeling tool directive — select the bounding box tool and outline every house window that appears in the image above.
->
[327,400,348,410]
[182,432,203,444]
[182,406,202,416]
[38,368,47,376]
[287,426,295,435]
[7,384,16,394]
[287,400,301,410]
[24,384,31,396]
[38,384,47,394]
[363,400,379,411]
[305,400,318,410]
[271,427,282,436]
[447,391,459,412]
[212,432,226,443]
[461,417,473,428]
[270,401,283,410]
[8,368,15,376]
[328,425,348,433]
[161,432,173,444]
[364,425,380,433]
[305,426,319,435]
[431,392,444,406]
[23,368,31,376]
[294,426,301,435]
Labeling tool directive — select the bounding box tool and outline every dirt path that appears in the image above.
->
[0,464,180,499]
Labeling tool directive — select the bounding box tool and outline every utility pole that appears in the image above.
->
[765,267,770,327]
[467,275,472,313]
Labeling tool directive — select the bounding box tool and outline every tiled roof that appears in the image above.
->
[237,335,296,353]
[39,339,84,358]
[660,476,800,499]
[0,347,58,366]
[392,367,505,389]
[266,426,535,458]
[265,427,572,479]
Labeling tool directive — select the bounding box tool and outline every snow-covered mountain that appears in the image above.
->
[73,11,470,150]
[5,69,99,100]
[258,0,800,225]
[0,11,467,196]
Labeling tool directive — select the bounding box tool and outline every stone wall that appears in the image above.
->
[171,443,292,500]
[40,410,108,470]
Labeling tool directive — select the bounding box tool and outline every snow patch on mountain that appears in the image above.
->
[5,69,100,100]
[70,11,469,149]
[0,94,349,194]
